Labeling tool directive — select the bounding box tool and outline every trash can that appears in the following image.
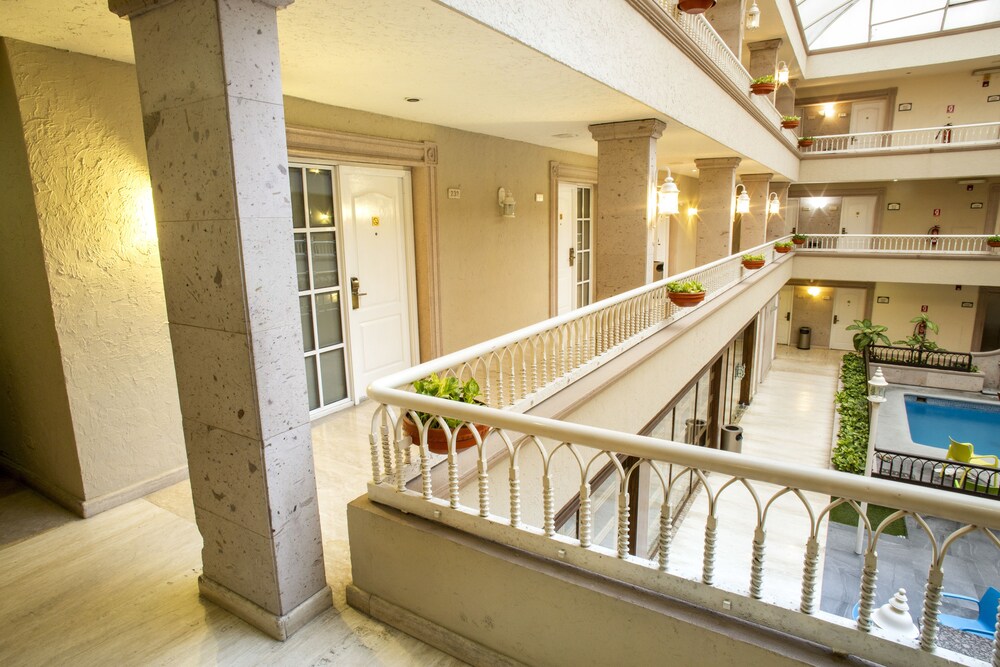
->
[685,418,708,447]
[797,326,812,350]
[721,425,743,453]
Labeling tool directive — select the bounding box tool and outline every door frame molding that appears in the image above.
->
[787,186,886,234]
[287,125,443,359]
[549,161,598,317]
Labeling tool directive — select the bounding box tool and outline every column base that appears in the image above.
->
[198,576,332,641]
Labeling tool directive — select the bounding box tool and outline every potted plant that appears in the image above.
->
[845,319,890,353]
[792,233,808,245]
[750,74,776,95]
[677,0,716,13]
[402,372,488,454]
[987,235,1000,248]
[742,253,765,269]
[798,136,815,148]
[781,115,800,129]
[774,241,794,254]
[667,280,706,308]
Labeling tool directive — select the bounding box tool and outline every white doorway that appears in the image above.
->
[556,183,594,315]
[340,166,417,401]
[777,285,794,346]
[840,196,876,235]
[829,288,867,351]
[289,163,417,416]
[850,100,887,148]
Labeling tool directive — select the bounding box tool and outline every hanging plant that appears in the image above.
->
[750,75,776,95]
[677,0,716,14]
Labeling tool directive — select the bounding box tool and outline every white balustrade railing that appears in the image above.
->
[795,233,999,254]
[365,235,1000,665]
[803,122,1000,155]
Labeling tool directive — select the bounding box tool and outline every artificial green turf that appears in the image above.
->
[829,500,908,537]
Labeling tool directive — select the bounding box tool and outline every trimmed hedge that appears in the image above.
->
[832,353,869,474]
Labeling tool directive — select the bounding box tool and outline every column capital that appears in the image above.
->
[747,38,783,51]
[589,119,666,142]
[740,172,774,183]
[695,157,742,171]
[110,0,293,19]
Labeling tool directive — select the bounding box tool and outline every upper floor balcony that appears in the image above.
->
[350,234,1000,666]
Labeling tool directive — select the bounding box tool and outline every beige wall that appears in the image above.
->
[283,98,597,353]
[791,178,1000,235]
[0,40,84,502]
[798,69,1000,132]
[791,286,834,348]
[2,40,185,509]
[666,173,700,275]
[871,282,979,352]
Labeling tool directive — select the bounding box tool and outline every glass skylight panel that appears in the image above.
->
[796,0,1000,49]
[943,0,1000,29]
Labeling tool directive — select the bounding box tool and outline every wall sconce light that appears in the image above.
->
[746,0,761,29]
[735,184,750,215]
[498,187,516,218]
[776,61,789,85]
[820,102,835,117]
[687,206,699,219]
[657,168,680,216]
[806,285,821,297]
[767,192,780,216]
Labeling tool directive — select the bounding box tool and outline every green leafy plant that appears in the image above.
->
[988,235,1000,242]
[832,353,869,474]
[798,136,815,143]
[666,280,705,294]
[411,372,481,429]
[781,115,801,122]
[892,314,942,352]
[774,241,794,249]
[752,74,775,84]
[792,233,808,242]
[845,319,890,353]
[742,253,765,262]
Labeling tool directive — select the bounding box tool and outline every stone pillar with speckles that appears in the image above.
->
[588,119,666,300]
[694,157,741,265]
[748,38,782,106]
[109,0,331,640]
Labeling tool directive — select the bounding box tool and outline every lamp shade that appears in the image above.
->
[767,192,780,216]
[735,185,750,214]
[746,0,761,29]
[776,61,789,85]
[658,170,680,216]
[872,589,919,640]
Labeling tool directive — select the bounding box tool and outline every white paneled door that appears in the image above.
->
[289,163,415,416]
[829,288,867,351]
[556,183,594,315]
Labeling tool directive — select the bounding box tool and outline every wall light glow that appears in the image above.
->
[805,197,829,209]
[807,286,821,297]
[133,184,158,248]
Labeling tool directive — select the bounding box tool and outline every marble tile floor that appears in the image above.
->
[0,400,464,667]
[669,345,843,609]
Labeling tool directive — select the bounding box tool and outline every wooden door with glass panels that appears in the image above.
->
[289,165,351,413]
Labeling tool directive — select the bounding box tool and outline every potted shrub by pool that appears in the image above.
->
[403,373,488,454]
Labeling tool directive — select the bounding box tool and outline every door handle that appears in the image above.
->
[568,247,576,267]
[842,227,847,234]
[785,312,791,321]
[833,315,839,324]
[350,276,367,310]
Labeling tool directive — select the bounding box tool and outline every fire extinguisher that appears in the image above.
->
[928,224,940,247]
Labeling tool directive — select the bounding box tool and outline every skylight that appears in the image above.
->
[795,0,1000,50]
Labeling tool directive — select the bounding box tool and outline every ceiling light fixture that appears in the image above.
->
[657,168,680,216]
[404,97,422,103]
[746,0,761,30]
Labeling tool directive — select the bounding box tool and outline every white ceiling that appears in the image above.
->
[0,0,766,176]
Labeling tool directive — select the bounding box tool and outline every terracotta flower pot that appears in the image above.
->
[792,237,806,245]
[781,120,800,129]
[402,414,489,454]
[774,245,792,254]
[798,139,814,148]
[668,291,706,308]
[742,259,765,270]
[988,240,1000,248]
[750,82,776,95]
[677,0,716,13]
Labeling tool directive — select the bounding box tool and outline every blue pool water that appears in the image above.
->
[904,394,1000,458]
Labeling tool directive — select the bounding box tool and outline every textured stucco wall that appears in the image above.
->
[871,282,979,352]
[5,39,185,503]
[284,96,598,353]
[0,39,84,501]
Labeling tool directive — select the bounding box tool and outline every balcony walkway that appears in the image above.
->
[669,345,842,608]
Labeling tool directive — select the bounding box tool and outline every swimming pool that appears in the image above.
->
[904,394,1000,458]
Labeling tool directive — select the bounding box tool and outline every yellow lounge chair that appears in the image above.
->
[947,438,1000,495]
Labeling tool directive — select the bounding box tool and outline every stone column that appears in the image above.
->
[776,78,798,119]
[737,173,772,251]
[109,0,331,640]
[704,0,747,57]
[588,119,666,300]
[766,181,791,241]
[748,39,782,105]
[694,157,741,265]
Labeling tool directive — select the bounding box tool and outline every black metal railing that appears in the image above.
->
[871,450,1000,500]
[867,345,974,372]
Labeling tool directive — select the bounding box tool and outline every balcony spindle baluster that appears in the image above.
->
[703,514,717,585]
[920,567,945,651]
[750,527,766,599]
